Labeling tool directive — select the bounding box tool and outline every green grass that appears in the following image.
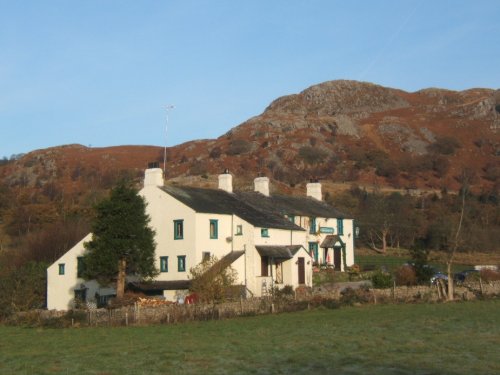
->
[1,300,500,374]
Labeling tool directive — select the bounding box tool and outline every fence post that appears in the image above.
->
[125,312,129,327]
[240,297,243,315]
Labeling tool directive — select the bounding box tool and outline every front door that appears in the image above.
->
[298,257,305,284]
[333,247,342,271]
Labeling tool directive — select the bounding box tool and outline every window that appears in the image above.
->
[160,256,168,272]
[202,252,211,262]
[235,225,243,235]
[337,218,344,235]
[209,219,218,239]
[58,263,65,275]
[287,214,295,223]
[309,242,319,263]
[77,257,85,278]
[310,217,317,234]
[261,256,269,276]
[174,220,184,239]
[178,256,186,272]
[261,228,269,237]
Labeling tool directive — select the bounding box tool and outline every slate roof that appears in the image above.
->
[235,191,350,219]
[128,280,191,292]
[161,185,303,231]
[256,245,305,259]
[320,235,345,248]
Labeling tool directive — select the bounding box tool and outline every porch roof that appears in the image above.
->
[256,245,303,259]
[320,235,345,248]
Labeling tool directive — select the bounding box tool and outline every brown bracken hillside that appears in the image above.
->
[1,80,499,198]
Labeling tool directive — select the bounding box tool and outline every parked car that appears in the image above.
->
[454,269,479,285]
[430,272,448,285]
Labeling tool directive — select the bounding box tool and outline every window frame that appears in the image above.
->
[173,219,184,240]
[235,225,243,235]
[310,217,317,234]
[177,255,186,272]
[308,242,319,263]
[77,257,85,278]
[337,218,344,236]
[209,219,218,239]
[58,263,65,275]
[202,251,211,263]
[261,228,269,237]
[160,256,169,272]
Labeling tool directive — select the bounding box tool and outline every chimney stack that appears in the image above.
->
[306,179,322,201]
[218,169,233,193]
[254,176,270,196]
[144,163,164,187]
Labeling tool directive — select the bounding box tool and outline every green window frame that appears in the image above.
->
[310,217,317,234]
[261,228,269,237]
[77,257,85,278]
[174,219,184,240]
[160,256,168,272]
[235,225,243,235]
[287,214,295,223]
[209,219,218,239]
[178,256,186,272]
[58,263,65,275]
[337,218,344,235]
[309,242,319,263]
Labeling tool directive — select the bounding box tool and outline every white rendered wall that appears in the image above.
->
[46,234,100,310]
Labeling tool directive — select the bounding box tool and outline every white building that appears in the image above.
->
[47,168,354,310]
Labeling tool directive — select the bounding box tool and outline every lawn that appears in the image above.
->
[1,300,499,375]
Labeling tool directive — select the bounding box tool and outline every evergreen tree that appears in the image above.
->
[83,184,157,299]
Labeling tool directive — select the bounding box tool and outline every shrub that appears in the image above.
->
[394,265,417,286]
[298,146,328,165]
[227,139,252,155]
[340,286,372,305]
[209,147,222,159]
[371,271,393,289]
[428,136,461,155]
[480,269,500,282]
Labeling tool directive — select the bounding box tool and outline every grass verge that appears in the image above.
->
[1,300,499,374]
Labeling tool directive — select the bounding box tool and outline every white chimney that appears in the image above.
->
[306,180,322,201]
[218,169,233,193]
[254,176,270,196]
[144,168,164,187]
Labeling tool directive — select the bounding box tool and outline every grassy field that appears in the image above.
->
[1,300,499,375]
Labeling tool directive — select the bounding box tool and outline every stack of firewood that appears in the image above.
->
[137,297,173,307]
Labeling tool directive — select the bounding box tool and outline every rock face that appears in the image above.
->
[266,80,409,116]
[1,80,499,195]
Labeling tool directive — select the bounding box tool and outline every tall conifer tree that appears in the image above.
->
[83,184,157,299]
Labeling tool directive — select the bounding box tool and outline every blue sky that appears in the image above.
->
[1,0,499,157]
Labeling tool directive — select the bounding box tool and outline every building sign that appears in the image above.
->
[319,226,334,234]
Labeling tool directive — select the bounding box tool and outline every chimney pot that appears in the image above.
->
[306,180,322,201]
[218,171,233,193]
[144,167,164,187]
[254,176,270,196]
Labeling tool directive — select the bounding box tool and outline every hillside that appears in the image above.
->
[1,79,499,257]
[1,80,499,196]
